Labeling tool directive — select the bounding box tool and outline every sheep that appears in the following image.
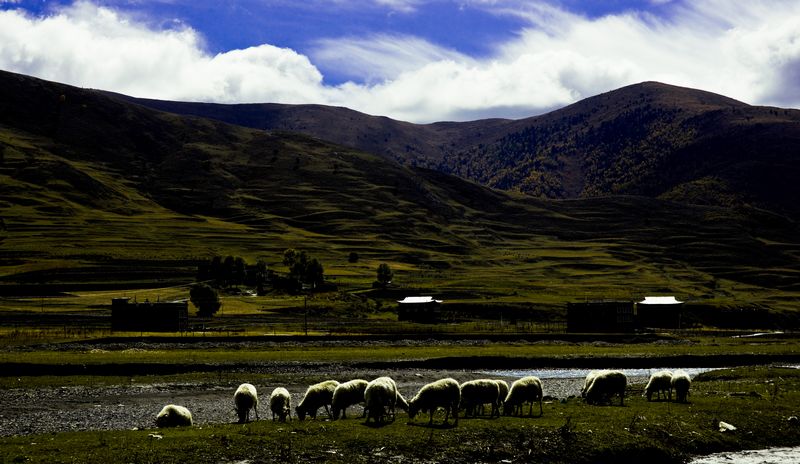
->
[269,387,292,422]
[581,370,602,398]
[332,379,368,420]
[460,379,501,418]
[584,370,627,406]
[503,376,544,417]
[233,383,259,423]
[644,370,673,402]
[408,378,460,426]
[396,390,410,413]
[473,379,510,416]
[496,380,509,406]
[671,370,692,403]
[364,376,400,424]
[155,404,193,428]
[296,380,340,420]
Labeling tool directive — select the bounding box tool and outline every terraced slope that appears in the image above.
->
[1,70,799,317]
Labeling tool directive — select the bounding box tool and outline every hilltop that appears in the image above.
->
[124,82,800,218]
[1,70,799,323]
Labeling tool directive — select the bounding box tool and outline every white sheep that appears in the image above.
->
[460,379,501,418]
[396,389,410,413]
[503,376,543,417]
[364,376,400,424]
[496,380,509,406]
[233,383,259,423]
[408,378,460,426]
[584,370,627,406]
[155,404,193,428]
[332,379,369,420]
[269,387,292,422]
[671,370,691,403]
[645,370,673,402]
[296,380,340,420]
[581,370,602,398]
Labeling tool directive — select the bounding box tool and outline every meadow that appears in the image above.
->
[1,363,799,464]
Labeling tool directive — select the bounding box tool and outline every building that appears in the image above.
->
[636,296,684,329]
[111,297,189,332]
[397,296,443,323]
[566,300,636,333]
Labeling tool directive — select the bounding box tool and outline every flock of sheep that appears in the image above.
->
[155,369,692,428]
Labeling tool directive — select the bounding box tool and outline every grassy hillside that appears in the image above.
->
[441,82,800,216]
[1,70,799,323]
[125,82,800,218]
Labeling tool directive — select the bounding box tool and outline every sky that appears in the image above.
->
[1,0,799,123]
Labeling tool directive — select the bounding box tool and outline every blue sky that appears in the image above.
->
[1,1,799,122]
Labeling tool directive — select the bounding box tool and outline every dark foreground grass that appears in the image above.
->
[2,367,800,463]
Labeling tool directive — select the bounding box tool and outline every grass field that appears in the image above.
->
[1,366,799,463]
[3,86,800,328]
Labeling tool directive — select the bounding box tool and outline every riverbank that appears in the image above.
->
[1,366,799,463]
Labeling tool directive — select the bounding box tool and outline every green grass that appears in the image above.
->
[2,334,797,371]
[2,73,800,328]
[1,367,799,463]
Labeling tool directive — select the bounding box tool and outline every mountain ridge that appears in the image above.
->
[115,80,800,218]
[1,69,799,319]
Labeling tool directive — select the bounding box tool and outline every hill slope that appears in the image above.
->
[123,83,800,217]
[1,70,799,319]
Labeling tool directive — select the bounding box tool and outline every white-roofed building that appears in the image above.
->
[637,295,684,329]
[397,296,443,322]
[639,296,683,305]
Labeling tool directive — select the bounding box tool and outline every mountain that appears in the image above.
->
[1,70,799,321]
[122,83,800,218]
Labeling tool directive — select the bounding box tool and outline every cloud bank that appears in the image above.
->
[1,0,799,122]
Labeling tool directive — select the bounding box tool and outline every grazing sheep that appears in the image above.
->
[396,390,410,413]
[460,379,501,418]
[155,404,193,428]
[233,383,259,423]
[585,370,627,406]
[364,376,400,424]
[496,380,509,406]
[504,376,544,417]
[332,379,369,420]
[671,370,692,403]
[296,380,340,420]
[645,370,673,402]
[408,378,460,426]
[581,370,602,398]
[269,387,292,422]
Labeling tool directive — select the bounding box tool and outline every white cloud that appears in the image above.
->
[1,0,800,123]
[0,1,326,104]
[373,0,424,13]
[312,34,472,83]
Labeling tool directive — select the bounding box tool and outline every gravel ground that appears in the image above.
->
[0,367,603,437]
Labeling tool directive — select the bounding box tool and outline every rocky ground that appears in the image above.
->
[0,366,599,437]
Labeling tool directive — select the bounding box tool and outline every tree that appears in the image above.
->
[210,256,223,283]
[223,255,236,287]
[255,259,269,295]
[282,248,325,291]
[190,283,221,317]
[376,263,393,286]
[233,256,246,286]
[304,258,324,289]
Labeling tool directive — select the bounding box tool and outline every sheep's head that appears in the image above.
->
[296,406,306,421]
[407,402,419,419]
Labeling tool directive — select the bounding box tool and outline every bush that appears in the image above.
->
[190,283,221,317]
